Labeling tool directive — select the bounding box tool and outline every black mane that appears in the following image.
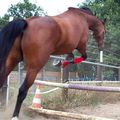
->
[80,6,94,16]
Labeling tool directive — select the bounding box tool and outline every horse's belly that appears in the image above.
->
[52,46,75,55]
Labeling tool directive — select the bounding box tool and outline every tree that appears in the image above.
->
[0,14,10,28]
[0,0,46,28]
[7,0,46,19]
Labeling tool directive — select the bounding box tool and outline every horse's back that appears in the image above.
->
[51,12,89,54]
[23,16,60,50]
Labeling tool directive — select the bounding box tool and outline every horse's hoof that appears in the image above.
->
[11,117,19,120]
[53,59,61,67]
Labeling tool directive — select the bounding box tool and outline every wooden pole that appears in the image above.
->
[30,107,115,120]
[35,80,120,92]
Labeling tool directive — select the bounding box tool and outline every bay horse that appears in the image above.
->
[0,7,105,120]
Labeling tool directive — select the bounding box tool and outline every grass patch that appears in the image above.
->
[24,84,120,111]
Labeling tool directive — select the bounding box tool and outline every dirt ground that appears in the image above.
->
[0,101,120,120]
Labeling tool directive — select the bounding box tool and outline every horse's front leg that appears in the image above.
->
[63,44,87,67]
[53,50,87,68]
[76,42,87,61]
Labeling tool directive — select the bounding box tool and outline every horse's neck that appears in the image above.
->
[87,16,104,49]
[87,16,102,36]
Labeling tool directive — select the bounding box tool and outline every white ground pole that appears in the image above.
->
[100,51,103,80]
[100,51,103,63]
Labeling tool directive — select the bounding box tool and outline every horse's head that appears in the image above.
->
[92,19,106,51]
[79,7,106,51]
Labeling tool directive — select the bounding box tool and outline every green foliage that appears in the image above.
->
[7,0,46,19]
[0,14,10,28]
[0,0,46,28]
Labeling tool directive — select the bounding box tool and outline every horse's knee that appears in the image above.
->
[82,54,87,60]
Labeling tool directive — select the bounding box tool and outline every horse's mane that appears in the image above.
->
[79,6,94,16]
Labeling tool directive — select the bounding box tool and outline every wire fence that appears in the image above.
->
[18,55,120,84]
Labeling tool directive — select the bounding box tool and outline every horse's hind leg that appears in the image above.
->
[0,48,22,88]
[12,55,50,119]
[12,68,39,119]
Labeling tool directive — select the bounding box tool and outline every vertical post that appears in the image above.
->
[61,66,69,101]
[100,51,103,63]
[41,68,44,81]
[61,54,74,101]
[96,51,103,81]
[118,67,120,81]
[18,62,23,87]
[96,65,102,81]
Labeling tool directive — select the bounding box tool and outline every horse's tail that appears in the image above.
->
[0,19,27,75]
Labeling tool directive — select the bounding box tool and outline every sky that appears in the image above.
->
[0,0,85,17]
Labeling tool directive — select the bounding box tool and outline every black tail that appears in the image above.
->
[0,19,27,73]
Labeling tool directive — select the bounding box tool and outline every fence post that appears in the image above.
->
[96,65,102,81]
[61,54,74,101]
[18,62,24,87]
[61,66,69,101]
[118,67,120,81]
[41,68,45,80]
[0,78,7,108]
[96,51,103,81]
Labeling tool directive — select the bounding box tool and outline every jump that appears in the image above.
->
[0,7,106,120]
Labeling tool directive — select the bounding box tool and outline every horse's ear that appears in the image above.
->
[102,18,107,25]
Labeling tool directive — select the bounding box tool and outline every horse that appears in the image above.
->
[0,7,106,120]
